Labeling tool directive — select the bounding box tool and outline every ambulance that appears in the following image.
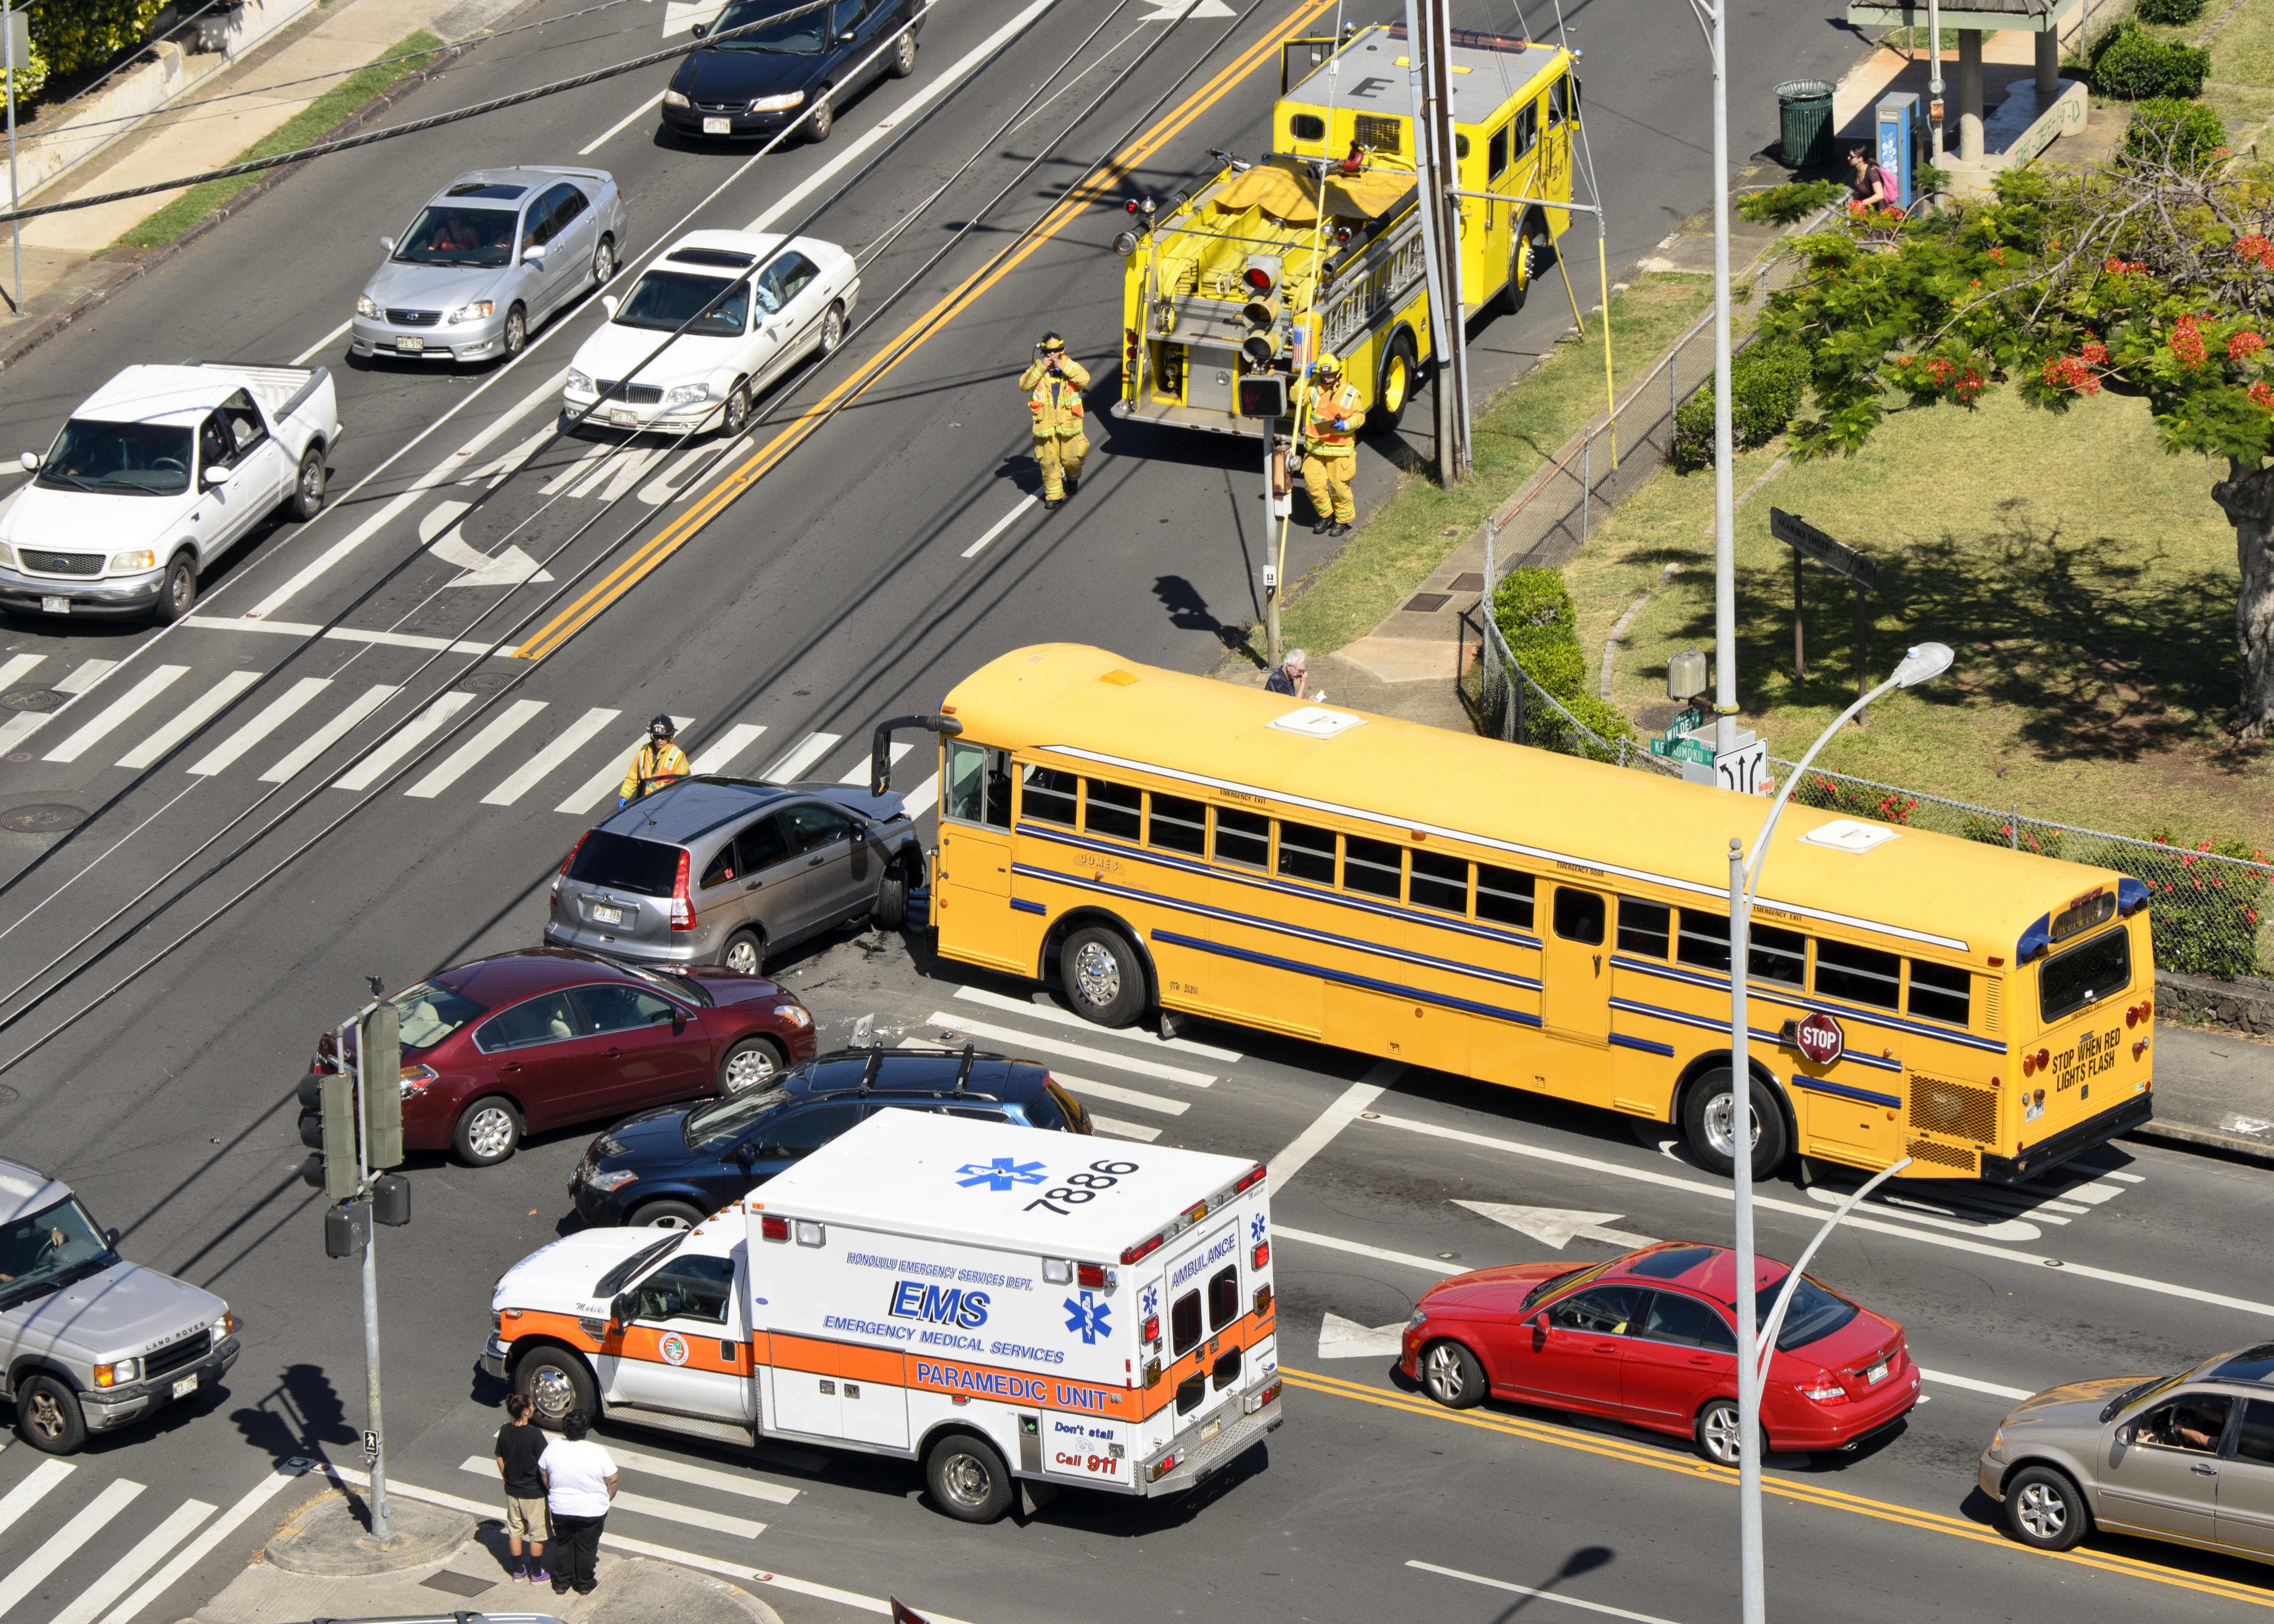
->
[481,1110,1282,1521]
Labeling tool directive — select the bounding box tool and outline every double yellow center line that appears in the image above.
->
[1282,1368,2274,1610]
[514,0,1339,661]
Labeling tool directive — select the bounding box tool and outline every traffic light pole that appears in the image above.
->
[355,1000,390,1543]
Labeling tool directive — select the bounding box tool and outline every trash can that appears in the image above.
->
[1775,79,1839,170]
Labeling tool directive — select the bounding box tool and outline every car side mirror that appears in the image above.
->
[104,1228,120,1248]
[734,1141,758,1167]
[691,21,708,35]
[379,235,395,254]
[612,1290,637,1326]
[18,451,37,473]
[601,294,620,320]
[203,465,228,487]
[2116,1424,2135,1445]
[522,243,547,265]
[837,29,856,41]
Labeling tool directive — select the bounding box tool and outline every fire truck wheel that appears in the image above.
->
[1370,329,1421,437]
[1504,212,1554,312]
[926,1432,1014,1522]
[516,1347,598,1430]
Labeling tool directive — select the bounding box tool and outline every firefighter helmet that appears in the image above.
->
[648,714,676,741]
[1315,353,1344,377]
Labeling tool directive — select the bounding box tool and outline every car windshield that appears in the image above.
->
[394,203,517,267]
[613,270,749,337]
[683,1083,793,1152]
[1755,1274,1861,1352]
[1522,1262,1610,1312]
[37,419,195,496]
[712,0,830,51]
[0,1196,117,1311]
[595,1233,684,1296]
[390,980,487,1050]
[623,961,713,1008]
[2102,1372,2186,1422]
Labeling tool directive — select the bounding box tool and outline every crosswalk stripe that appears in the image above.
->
[0,1478,142,1619]
[487,707,621,805]
[953,984,1243,1061]
[259,684,403,783]
[55,659,116,694]
[558,714,695,815]
[764,730,839,783]
[94,1464,303,1624]
[333,691,475,791]
[689,722,768,778]
[0,1461,71,1535]
[1046,1070,1190,1116]
[837,741,910,786]
[924,1012,1217,1087]
[1091,1116,1162,1141]
[592,1442,801,1505]
[440,1457,762,1538]
[901,770,940,820]
[117,671,260,769]
[48,1498,212,1624]
[188,678,330,776]
[0,711,55,754]
[43,667,189,762]
[0,654,45,691]
[406,699,548,798]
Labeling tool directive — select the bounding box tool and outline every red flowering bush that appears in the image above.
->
[2238,233,2274,269]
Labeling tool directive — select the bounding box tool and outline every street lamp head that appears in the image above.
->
[1891,642,1954,689]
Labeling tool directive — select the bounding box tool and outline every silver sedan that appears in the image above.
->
[351,166,628,366]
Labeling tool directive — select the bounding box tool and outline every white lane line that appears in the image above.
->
[94,1465,306,1624]
[1410,1559,1685,1624]
[405,698,548,798]
[487,706,621,805]
[953,984,1242,1060]
[1092,1116,1162,1141]
[259,684,403,783]
[689,722,769,777]
[922,1013,1215,1087]
[291,320,352,366]
[333,691,474,791]
[187,677,331,775]
[558,715,694,814]
[1920,1368,2031,1401]
[589,1441,802,1505]
[117,670,260,768]
[2104,1170,2145,1183]
[901,770,939,820]
[0,654,44,690]
[47,1498,213,1624]
[1270,1063,1402,1189]
[183,614,515,657]
[960,496,1036,558]
[447,1458,764,1537]
[0,1478,144,1619]
[42,665,188,762]
[0,1461,72,1536]
[1371,1112,2274,1320]
[1048,1070,1190,1116]
[579,90,665,154]
[56,659,116,693]
[764,730,839,783]
[838,741,910,783]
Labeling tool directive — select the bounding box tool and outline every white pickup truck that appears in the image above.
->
[0,361,344,623]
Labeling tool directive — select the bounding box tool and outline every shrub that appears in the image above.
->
[2113,830,2271,979]
[1790,773,1919,826]
[1492,567,1572,642]
[23,0,163,84]
[1490,567,1639,759]
[2137,0,2206,24]
[1736,180,1846,227]
[2092,19,2211,100]
[1960,812,2067,860]
[1673,340,1811,469]
[2121,96,2228,171]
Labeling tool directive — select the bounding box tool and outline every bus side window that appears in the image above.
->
[1084,778,1141,841]
[1817,939,1901,1010]
[1617,899,1670,957]
[1909,959,1972,1025]
[1476,863,1535,927]
[943,741,1011,828]
[1214,806,1270,868]
[1277,820,1336,885]
[1018,763,1078,826]
[1552,887,1605,944]
[1751,923,1806,986]
[1147,792,1208,855]
[1487,123,1510,180]
[1676,909,1731,972]
[1343,833,1402,899]
[1411,849,1470,914]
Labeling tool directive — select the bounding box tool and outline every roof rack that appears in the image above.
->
[952,1042,976,1095]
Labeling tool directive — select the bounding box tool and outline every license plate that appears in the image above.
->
[40,596,69,614]
[1201,1416,1222,1441]
[1864,1360,1889,1386]
[592,905,623,925]
[172,1374,199,1399]
[704,117,732,134]
[396,336,424,353]
[611,409,639,426]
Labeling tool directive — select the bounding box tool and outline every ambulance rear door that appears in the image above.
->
[1156,1214,1245,1438]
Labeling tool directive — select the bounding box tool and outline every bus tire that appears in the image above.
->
[1369,328,1421,437]
[1681,1068,1789,1181]
[925,1431,1014,1522]
[1502,210,1554,313]
[1060,925,1147,1027]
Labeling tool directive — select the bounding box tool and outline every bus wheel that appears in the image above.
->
[1370,329,1421,436]
[1682,1068,1789,1181]
[1503,213,1554,313]
[1060,926,1147,1027]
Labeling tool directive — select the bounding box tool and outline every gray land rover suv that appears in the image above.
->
[546,777,924,975]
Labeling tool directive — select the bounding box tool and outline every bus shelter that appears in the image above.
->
[1844,0,2086,191]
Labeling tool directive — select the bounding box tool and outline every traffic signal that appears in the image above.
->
[1236,376,1288,419]
[1239,257,1283,364]
[325,1199,370,1260]
[360,1003,404,1170]
[372,1173,411,1228]
[298,1071,358,1201]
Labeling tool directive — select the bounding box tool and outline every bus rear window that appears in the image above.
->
[2042,928,2130,1023]
[568,830,681,897]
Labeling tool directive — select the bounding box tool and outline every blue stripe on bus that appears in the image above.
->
[1150,929,1546,1028]
[1609,1033,1676,1058]
[1608,997,1907,1092]
[1010,898,1046,914]
[1609,955,2006,1055]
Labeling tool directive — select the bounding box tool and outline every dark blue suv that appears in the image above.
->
[568,1046,1092,1229]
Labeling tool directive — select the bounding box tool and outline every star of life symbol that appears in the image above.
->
[1250,1213,1267,1246]
[1140,1283,1160,1320]
[957,1156,1047,1192]
[1064,1290,1112,1344]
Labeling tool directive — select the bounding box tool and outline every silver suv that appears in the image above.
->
[545,778,924,976]
[0,1157,238,1453]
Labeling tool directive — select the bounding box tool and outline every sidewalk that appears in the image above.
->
[2132,1024,2274,1167]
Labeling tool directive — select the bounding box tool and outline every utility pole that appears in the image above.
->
[356,995,391,1542]
[1704,0,1739,767]
[3,0,23,315]
[1403,0,1468,485]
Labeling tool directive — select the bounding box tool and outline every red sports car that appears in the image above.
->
[310,949,818,1166]
[1400,1241,1919,1463]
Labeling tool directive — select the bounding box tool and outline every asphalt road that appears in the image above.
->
[11,2,2247,1623]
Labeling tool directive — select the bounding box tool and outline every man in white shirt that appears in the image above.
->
[538,1411,618,1595]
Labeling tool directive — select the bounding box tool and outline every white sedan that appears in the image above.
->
[561,229,857,437]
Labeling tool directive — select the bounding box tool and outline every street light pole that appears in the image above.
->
[1708,0,1737,762]
[1724,640,1954,1624]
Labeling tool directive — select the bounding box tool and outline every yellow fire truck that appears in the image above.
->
[1113,23,1579,440]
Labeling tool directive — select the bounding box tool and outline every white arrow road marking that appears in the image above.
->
[418,499,555,588]
[1454,1202,1657,1251]
[1140,0,1234,18]
[1318,1311,1408,1360]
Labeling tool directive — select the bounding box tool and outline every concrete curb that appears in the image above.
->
[2126,1119,2274,1169]
[0,40,466,378]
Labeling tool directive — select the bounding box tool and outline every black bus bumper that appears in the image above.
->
[1979,1088,2154,1185]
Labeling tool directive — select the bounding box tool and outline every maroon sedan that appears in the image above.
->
[312,949,818,1166]
[1399,1241,1920,1463]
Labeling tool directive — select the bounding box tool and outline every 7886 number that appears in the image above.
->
[1026,1160,1139,1216]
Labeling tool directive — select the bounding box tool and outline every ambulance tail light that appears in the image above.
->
[1243,1379,1281,1415]
[760,1215,790,1242]
[1077,1262,1111,1289]
[1148,1449,1184,1481]
[1121,1234,1164,1266]
[1252,1240,1270,1270]
[1234,1163,1266,1195]
[1142,1314,1160,1343]
[668,849,695,930]
[1253,1282,1273,1315]
[1142,1357,1162,1387]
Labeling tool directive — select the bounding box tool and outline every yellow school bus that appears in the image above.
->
[915,645,2157,1185]
[1112,24,1577,439]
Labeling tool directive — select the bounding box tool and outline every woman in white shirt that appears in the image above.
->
[538,1412,618,1596]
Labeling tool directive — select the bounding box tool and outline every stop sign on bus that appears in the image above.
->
[1794,1011,1844,1066]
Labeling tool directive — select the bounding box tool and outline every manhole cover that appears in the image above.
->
[0,688,67,713]
[0,1086,18,1107]
[1,805,87,833]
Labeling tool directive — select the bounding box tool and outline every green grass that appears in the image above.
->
[1563,388,2274,850]
[1231,272,1717,667]
[113,32,445,252]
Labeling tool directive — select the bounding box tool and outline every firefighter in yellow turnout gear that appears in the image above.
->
[1300,354,1365,536]
[619,714,691,808]
[1019,332,1090,511]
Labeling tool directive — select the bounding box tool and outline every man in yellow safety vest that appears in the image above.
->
[1300,353,1365,536]
[619,714,691,807]
[1019,332,1090,511]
